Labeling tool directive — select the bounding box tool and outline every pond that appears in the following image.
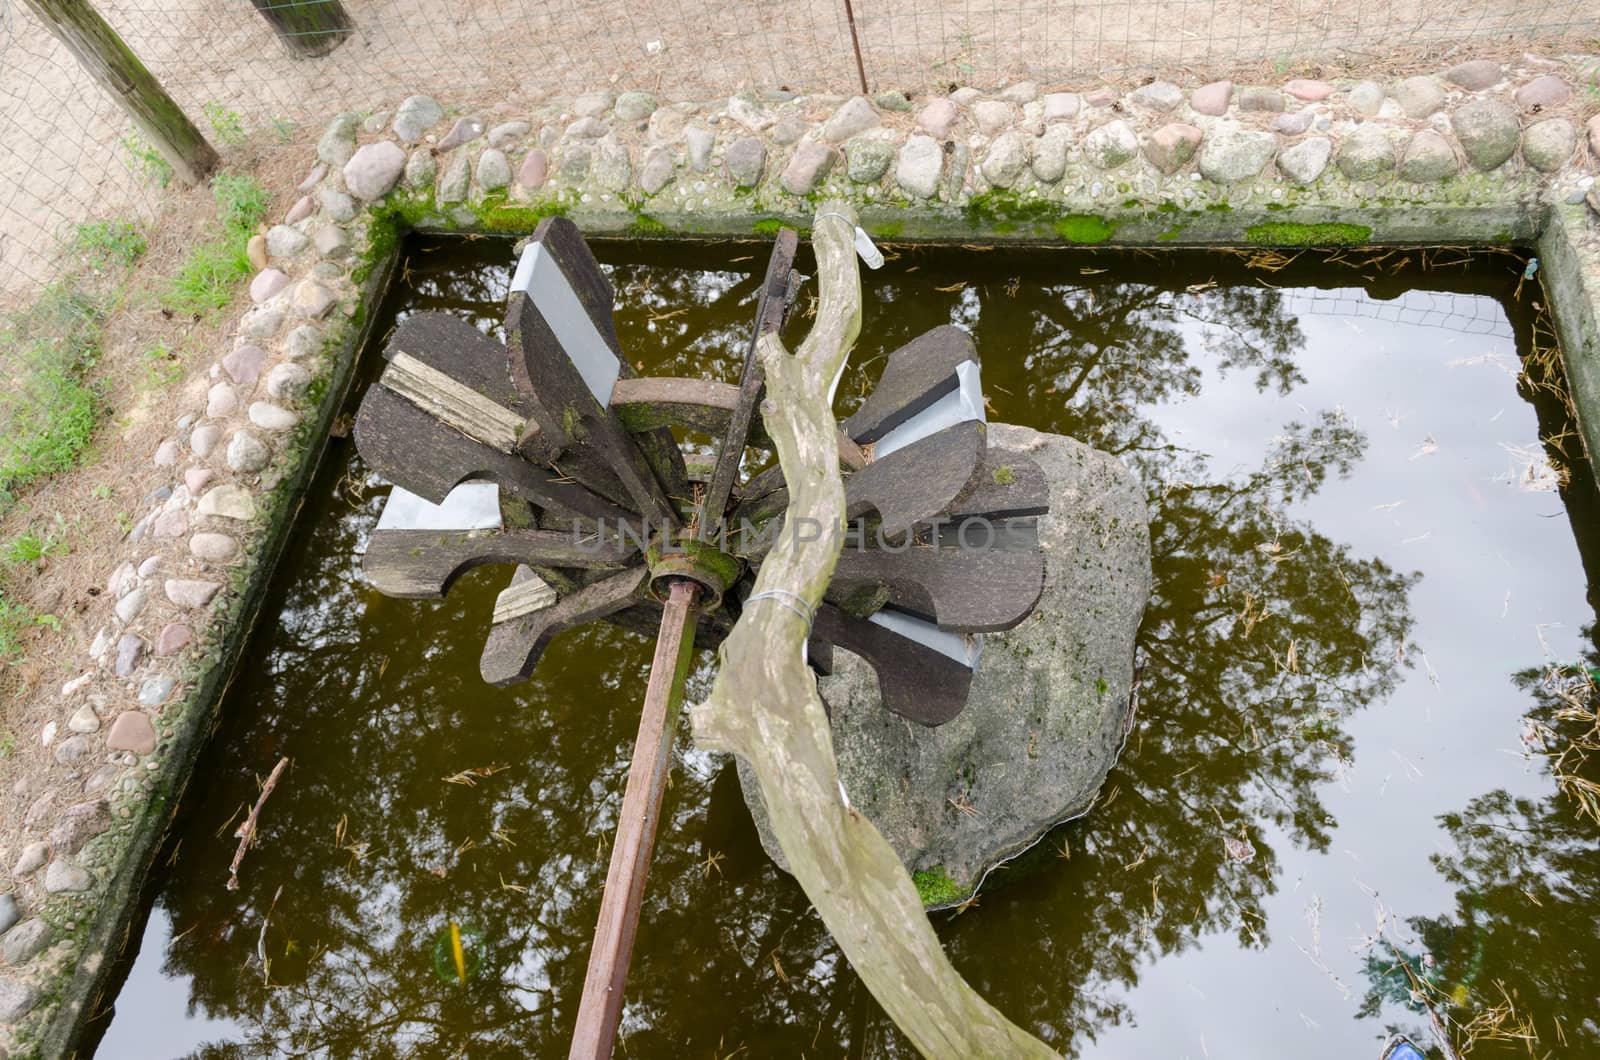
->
[90,237,1599,1059]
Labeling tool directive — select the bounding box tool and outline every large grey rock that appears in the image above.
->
[917,98,959,138]
[1277,136,1332,184]
[781,142,838,195]
[685,126,715,172]
[0,895,17,937]
[1198,126,1278,183]
[1030,125,1072,182]
[820,96,880,142]
[1395,76,1445,118]
[1143,123,1202,174]
[980,131,1028,188]
[725,137,766,187]
[227,429,271,473]
[846,137,895,183]
[614,90,656,121]
[973,100,1015,137]
[1522,117,1575,172]
[1399,129,1458,182]
[1337,124,1396,180]
[393,96,443,143]
[475,148,511,191]
[437,151,471,204]
[1453,100,1520,170]
[1083,120,1139,169]
[639,146,676,194]
[315,112,359,167]
[896,135,944,198]
[739,425,1151,898]
[1130,80,1183,111]
[0,979,38,1021]
[1444,59,1502,91]
[1189,80,1232,116]
[1,919,49,965]
[1348,80,1384,116]
[1514,74,1570,109]
[595,137,632,191]
[342,141,405,201]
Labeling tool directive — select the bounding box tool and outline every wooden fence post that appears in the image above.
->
[19,0,218,186]
[248,0,354,58]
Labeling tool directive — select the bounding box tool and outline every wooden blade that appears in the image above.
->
[480,566,648,686]
[355,381,636,524]
[362,527,636,598]
[842,325,977,445]
[948,448,1050,520]
[844,419,985,539]
[828,545,1045,633]
[505,218,684,528]
[699,228,799,538]
[810,604,977,727]
[568,580,701,1060]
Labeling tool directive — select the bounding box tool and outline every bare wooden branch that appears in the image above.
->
[228,756,290,891]
[687,204,1060,1058]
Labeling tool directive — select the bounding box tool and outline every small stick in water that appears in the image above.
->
[227,756,290,891]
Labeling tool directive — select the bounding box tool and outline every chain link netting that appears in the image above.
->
[0,0,1595,299]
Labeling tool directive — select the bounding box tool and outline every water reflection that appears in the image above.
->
[91,240,1594,1060]
[1360,651,1600,1057]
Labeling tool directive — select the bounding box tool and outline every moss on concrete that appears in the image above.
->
[1054,214,1117,243]
[1245,221,1374,246]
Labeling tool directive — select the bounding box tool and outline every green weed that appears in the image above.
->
[211,172,269,236]
[4,516,72,567]
[73,220,147,268]
[163,171,269,314]
[165,239,252,314]
[0,594,31,663]
[0,283,104,509]
[203,102,248,148]
[141,343,184,389]
[122,133,173,187]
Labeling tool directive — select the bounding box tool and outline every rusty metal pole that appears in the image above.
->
[568,579,701,1059]
[841,0,869,96]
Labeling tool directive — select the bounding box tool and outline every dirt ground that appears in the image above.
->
[1,0,1595,300]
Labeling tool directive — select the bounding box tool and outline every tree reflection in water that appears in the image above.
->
[1359,652,1600,1058]
[93,240,1586,1060]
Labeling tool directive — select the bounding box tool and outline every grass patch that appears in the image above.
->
[2,517,71,567]
[163,171,270,315]
[73,221,146,269]
[0,283,105,510]
[0,593,31,663]
[211,172,270,236]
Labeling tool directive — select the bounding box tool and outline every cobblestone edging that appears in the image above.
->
[4,55,1600,1056]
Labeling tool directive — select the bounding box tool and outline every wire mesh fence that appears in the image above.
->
[0,0,1596,300]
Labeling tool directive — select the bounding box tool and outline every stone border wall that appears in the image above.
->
[3,53,1600,1057]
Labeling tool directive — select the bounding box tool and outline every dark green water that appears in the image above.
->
[92,239,1600,1059]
